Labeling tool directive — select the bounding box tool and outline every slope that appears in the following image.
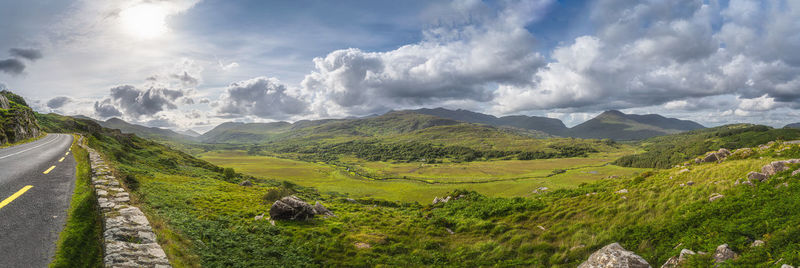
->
[410,107,569,135]
[0,90,41,145]
[568,110,705,140]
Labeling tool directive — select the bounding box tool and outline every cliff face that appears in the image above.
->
[0,90,41,145]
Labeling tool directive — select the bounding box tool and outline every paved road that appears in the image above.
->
[0,134,76,268]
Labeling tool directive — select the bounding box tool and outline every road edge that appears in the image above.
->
[50,134,103,267]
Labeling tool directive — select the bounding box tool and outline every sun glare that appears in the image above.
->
[119,4,168,39]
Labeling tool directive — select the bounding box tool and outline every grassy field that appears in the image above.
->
[198,150,646,203]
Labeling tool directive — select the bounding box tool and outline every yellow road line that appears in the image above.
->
[43,166,56,174]
[65,151,69,156]
[59,157,65,162]
[0,185,33,210]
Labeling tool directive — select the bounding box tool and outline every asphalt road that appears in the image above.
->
[0,134,76,268]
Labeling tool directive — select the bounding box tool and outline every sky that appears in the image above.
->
[1,0,799,132]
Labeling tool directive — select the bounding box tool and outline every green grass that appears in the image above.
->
[50,135,103,268]
[199,150,645,203]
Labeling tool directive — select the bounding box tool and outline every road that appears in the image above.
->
[0,134,76,268]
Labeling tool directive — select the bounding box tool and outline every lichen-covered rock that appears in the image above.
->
[270,196,315,221]
[578,243,651,268]
[702,153,720,163]
[712,244,737,263]
[717,148,731,157]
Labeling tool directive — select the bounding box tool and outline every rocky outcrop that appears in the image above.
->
[748,171,769,182]
[762,160,800,176]
[433,196,452,204]
[270,196,316,221]
[709,193,724,202]
[313,201,334,217]
[79,137,171,267]
[578,243,651,268]
[661,249,695,268]
[0,90,41,145]
[712,244,737,263]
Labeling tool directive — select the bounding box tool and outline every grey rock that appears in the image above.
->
[661,249,695,268]
[712,244,737,263]
[269,195,315,221]
[709,193,724,202]
[686,181,694,186]
[238,180,253,187]
[747,171,769,182]
[781,265,795,268]
[793,169,800,176]
[616,189,629,194]
[578,243,651,268]
[751,240,765,247]
[702,153,719,163]
[717,148,731,157]
[312,201,334,217]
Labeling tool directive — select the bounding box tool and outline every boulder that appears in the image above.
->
[312,201,334,217]
[238,180,253,187]
[712,244,737,263]
[269,196,315,221]
[751,240,765,247]
[763,161,788,176]
[578,243,651,268]
[661,249,695,268]
[718,148,731,157]
[432,196,452,205]
[702,153,720,163]
[709,193,724,202]
[747,171,769,182]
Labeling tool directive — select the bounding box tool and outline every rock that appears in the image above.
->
[709,193,724,202]
[345,198,357,203]
[269,196,315,221]
[781,265,795,268]
[793,169,800,176]
[586,192,598,196]
[616,189,629,194]
[751,240,765,247]
[312,201,334,217]
[686,181,694,186]
[238,180,253,187]
[679,169,689,174]
[661,249,695,268]
[354,242,371,249]
[537,225,546,231]
[254,213,265,220]
[533,187,549,194]
[747,171,769,182]
[718,148,731,157]
[763,161,788,176]
[578,242,651,268]
[445,228,454,235]
[679,183,685,187]
[702,153,719,163]
[712,244,737,263]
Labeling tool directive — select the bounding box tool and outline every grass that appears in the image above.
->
[50,135,103,268]
[199,150,645,203]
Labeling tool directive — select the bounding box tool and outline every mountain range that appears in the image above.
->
[78,108,707,144]
[786,123,800,129]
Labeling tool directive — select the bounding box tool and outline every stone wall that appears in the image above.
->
[78,139,171,267]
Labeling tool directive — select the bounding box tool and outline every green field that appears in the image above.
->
[199,150,646,203]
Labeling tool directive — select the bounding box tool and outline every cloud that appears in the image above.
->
[199,98,210,104]
[738,94,777,111]
[9,48,43,61]
[216,77,307,119]
[488,0,800,115]
[0,58,25,75]
[93,99,122,118]
[299,0,550,116]
[171,71,199,87]
[94,85,186,119]
[46,96,72,108]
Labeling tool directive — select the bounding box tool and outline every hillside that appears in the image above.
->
[0,90,41,145]
[568,110,705,140]
[786,123,800,129]
[614,124,800,168]
[410,107,569,135]
[44,111,800,267]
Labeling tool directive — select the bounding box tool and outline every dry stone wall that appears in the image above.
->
[78,140,171,267]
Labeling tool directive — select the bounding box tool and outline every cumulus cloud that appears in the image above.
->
[0,58,25,75]
[299,0,550,116]
[9,48,43,61]
[94,99,122,118]
[492,0,800,114]
[94,85,186,119]
[46,96,73,109]
[216,77,307,119]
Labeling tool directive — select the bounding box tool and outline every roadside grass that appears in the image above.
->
[199,150,646,203]
[50,135,103,268]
